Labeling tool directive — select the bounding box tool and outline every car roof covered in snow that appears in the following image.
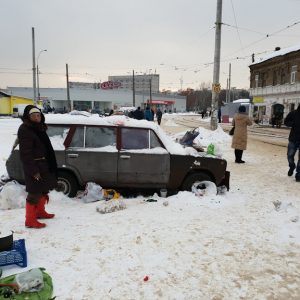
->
[45,114,195,156]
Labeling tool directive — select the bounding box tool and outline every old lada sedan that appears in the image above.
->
[6,115,229,197]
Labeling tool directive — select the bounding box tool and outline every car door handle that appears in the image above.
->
[68,153,79,158]
[120,155,131,159]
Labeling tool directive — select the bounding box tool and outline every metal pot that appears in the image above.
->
[0,231,13,252]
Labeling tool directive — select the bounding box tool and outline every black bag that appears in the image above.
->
[229,126,235,136]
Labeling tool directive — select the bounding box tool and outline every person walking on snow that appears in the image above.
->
[284,104,300,182]
[18,105,57,228]
[231,105,252,163]
[144,106,153,121]
[156,108,163,125]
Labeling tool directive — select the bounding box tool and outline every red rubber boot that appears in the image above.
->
[25,202,46,228]
[36,195,55,219]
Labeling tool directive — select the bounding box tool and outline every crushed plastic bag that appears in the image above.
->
[0,181,27,210]
[96,199,126,214]
[78,182,104,203]
[206,143,215,155]
[15,268,44,293]
[191,181,217,197]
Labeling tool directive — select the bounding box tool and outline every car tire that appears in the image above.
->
[181,172,213,191]
[56,171,78,197]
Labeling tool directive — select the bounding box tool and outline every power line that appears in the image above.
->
[230,0,244,53]
[223,19,300,59]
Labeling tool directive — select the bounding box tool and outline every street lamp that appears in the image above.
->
[37,49,47,102]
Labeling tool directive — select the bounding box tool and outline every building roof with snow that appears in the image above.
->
[250,43,300,67]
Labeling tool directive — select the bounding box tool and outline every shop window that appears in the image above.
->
[290,103,295,111]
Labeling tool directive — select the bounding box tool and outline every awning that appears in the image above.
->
[146,100,175,105]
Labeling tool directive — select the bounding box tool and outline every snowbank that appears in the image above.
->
[193,126,231,147]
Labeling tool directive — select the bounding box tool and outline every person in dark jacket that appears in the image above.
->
[18,105,57,228]
[133,107,144,120]
[156,108,163,125]
[144,106,153,121]
[218,107,222,123]
[284,104,300,181]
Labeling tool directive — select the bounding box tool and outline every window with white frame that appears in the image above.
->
[291,65,297,84]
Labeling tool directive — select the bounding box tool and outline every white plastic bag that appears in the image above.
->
[15,268,44,293]
[78,182,104,203]
[0,181,27,210]
[191,181,217,197]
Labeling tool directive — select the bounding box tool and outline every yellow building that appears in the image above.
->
[0,91,35,115]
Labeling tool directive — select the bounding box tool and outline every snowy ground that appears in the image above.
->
[0,115,300,299]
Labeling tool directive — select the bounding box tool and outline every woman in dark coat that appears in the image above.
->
[18,105,57,228]
[231,105,252,163]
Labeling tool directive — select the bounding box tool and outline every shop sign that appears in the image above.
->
[253,96,264,103]
[100,81,122,90]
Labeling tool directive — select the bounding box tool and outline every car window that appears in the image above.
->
[47,126,70,138]
[121,128,149,150]
[150,130,163,148]
[70,126,84,148]
[85,126,116,148]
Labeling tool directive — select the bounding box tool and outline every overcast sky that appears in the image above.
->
[1,0,300,91]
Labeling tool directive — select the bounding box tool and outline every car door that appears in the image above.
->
[65,125,118,186]
[117,127,170,187]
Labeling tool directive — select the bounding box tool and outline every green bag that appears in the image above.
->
[0,268,53,300]
[207,143,215,155]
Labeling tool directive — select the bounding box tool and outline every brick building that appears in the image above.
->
[249,44,300,124]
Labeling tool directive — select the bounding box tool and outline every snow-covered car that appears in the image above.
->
[6,115,230,197]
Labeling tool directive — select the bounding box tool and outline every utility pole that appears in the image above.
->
[37,49,47,103]
[32,27,37,105]
[149,77,152,107]
[210,0,223,130]
[226,78,229,103]
[132,70,136,107]
[228,63,231,102]
[66,63,71,112]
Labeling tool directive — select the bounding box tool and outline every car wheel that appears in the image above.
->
[56,171,78,197]
[181,172,213,191]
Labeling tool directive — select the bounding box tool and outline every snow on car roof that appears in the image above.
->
[45,114,198,156]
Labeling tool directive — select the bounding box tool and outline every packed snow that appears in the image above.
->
[0,114,300,299]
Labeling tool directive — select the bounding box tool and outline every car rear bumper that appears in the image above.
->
[220,171,230,191]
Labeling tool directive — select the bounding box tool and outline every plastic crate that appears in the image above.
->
[0,239,27,268]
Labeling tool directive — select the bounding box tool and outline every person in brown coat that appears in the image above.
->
[18,105,57,228]
[231,105,252,163]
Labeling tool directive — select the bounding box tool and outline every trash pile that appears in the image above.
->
[96,199,126,214]
[0,231,54,299]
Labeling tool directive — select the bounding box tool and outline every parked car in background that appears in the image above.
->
[6,115,230,197]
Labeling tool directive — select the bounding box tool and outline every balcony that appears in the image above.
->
[250,82,300,97]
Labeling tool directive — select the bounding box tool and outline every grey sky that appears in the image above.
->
[1,0,300,91]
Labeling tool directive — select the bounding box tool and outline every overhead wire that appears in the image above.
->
[230,0,244,54]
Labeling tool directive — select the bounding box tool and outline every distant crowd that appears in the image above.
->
[110,106,164,125]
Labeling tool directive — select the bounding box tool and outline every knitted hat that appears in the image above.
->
[22,105,45,123]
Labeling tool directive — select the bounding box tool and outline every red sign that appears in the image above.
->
[147,100,176,105]
[100,81,122,90]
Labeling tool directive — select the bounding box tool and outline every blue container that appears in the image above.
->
[0,239,27,268]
